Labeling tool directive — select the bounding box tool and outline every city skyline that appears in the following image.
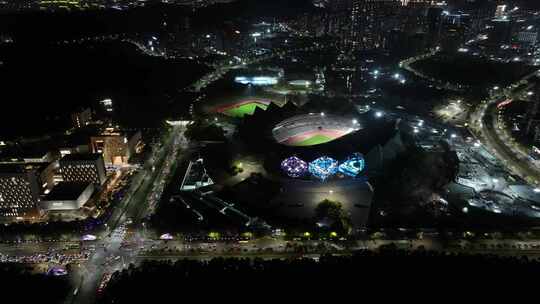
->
[1,0,540,302]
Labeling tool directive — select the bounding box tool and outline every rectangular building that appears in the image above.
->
[71,107,92,129]
[90,128,142,165]
[59,153,107,185]
[0,164,41,218]
[39,182,94,211]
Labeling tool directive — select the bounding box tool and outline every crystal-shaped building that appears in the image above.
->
[308,156,338,180]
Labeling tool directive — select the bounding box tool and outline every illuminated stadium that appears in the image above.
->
[272,113,361,146]
[215,98,275,118]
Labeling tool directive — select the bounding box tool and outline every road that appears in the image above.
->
[467,70,540,184]
[8,41,540,303]
[64,126,187,304]
[399,49,465,92]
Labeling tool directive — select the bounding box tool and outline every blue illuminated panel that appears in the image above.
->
[308,156,338,181]
[338,153,365,177]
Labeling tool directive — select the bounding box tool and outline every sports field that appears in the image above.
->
[280,129,349,146]
[223,102,268,117]
[216,99,272,117]
[291,134,333,146]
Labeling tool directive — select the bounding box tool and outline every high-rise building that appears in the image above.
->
[0,164,41,218]
[326,0,441,51]
[59,153,107,186]
[426,6,443,47]
[517,30,538,47]
[494,4,506,18]
[524,86,540,142]
[349,0,401,50]
[487,19,514,46]
[71,107,92,129]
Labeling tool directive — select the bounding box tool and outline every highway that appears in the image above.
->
[7,39,540,303]
[399,49,465,92]
[65,126,186,304]
[467,70,540,185]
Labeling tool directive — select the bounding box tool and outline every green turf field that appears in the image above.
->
[223,102,268,117]
[291,134,334,146]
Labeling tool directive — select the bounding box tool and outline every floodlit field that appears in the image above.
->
[273,114,360,147]
[223,102,268,117]
[291,134,333,146]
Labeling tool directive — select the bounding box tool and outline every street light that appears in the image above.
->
[375,111,383,118]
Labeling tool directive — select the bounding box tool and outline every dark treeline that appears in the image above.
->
[99,248,538,303]
[0,5,189,43]
[193,0,316,27]
[0,263,70,303]
[0,0,315,43]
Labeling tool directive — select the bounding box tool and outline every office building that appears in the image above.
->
[59,153,107,185]
[39,182,94,211]
[90,128,142,165]
[0,164,41,218]
[71,107,92,129]
[518,30,538,47]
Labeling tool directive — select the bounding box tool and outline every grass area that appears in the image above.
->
[291,134,334,146]
[223,102,268,117]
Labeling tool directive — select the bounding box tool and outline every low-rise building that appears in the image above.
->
[0,164,41,218]
[59,153,107,186]
[71,107,93,129]
[39,182,94,211]
[90,127,142,165]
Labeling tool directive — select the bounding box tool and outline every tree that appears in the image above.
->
[185,119,226,142]
[314,199,352,234]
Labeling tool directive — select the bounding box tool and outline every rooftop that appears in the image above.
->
[0,144,51,161]
[0,162,53,174]
[60,153,102,162]
[0,163,26,174]
[43,182,91,201]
